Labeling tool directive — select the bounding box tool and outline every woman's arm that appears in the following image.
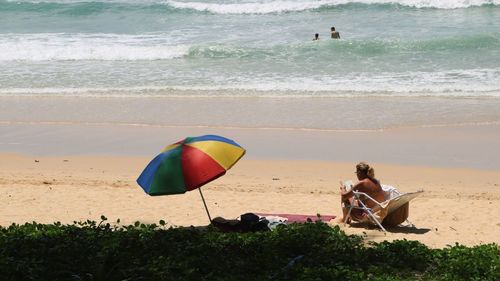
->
[341,179,367,198]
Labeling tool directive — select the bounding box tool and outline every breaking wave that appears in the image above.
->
[2,32,497,61]
[1,0,498,16]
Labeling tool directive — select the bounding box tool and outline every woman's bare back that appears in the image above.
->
[353,178,385,208]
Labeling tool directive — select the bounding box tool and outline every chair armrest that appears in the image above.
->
[352,191,383,208]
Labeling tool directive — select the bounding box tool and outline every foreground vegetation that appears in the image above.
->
[0,217,498,281]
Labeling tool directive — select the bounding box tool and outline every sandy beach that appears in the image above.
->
[2,104,500,249]
[1,132,499,248]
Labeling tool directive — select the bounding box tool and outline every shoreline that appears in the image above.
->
[0,154,499,248]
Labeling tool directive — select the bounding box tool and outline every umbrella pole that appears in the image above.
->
[198,188,212,224]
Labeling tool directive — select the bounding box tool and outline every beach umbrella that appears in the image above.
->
[137,135,245,223]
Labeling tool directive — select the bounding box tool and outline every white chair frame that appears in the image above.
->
[344,191,387,232]
[343,191,415,232]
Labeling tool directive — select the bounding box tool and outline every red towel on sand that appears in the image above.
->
[254,213,335,223]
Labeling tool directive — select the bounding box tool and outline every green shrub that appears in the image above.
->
[431,243,500,281]
[0,219,498,281]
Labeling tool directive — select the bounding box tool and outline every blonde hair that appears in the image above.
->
[356,162,375,179]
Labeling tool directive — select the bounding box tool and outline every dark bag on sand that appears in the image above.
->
[211,217,241,232]
[240,213,270,232]
[212,213,270,232]
[240,213,259,224]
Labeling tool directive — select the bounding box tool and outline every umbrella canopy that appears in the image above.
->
[137,135,245,196]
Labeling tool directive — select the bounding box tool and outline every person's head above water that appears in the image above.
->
[330,26,340,39]
[356,162,375,181]
[314,33,319,40]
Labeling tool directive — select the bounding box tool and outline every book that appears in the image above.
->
[342,180,353,191]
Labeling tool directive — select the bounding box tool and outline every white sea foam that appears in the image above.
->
[166,68,500,96]
[166,0,334,14]
[1,68,499,98]
[0,34,189,61]
[7,0,498,10]
[165,0,500,14]
[377,0,500,9]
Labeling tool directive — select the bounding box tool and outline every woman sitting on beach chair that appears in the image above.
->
[339,162,385,223]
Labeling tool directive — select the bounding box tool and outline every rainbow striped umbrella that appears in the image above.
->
[137,135,245,221]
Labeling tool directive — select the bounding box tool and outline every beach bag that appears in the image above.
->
[211,217,241,232]
[240,212,259,224]
[240,213,270,232]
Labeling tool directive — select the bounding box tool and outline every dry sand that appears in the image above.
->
[1,153,499,248]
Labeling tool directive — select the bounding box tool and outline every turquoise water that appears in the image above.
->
[1,0,499,97]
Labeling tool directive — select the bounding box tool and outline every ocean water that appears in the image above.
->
[1,0,500,129]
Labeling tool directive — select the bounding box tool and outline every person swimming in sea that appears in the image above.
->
[331,26,340,39]
[313,33,319,41]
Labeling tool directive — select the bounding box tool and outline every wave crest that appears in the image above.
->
[1,33,498,61]
[166,0,332,14]
[166,0,500,14]
[1,0,499,16]
[0,34,189,61]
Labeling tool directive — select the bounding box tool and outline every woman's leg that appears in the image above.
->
[340,196,355,223]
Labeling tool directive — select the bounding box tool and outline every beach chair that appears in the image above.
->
[343,186,423,232]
